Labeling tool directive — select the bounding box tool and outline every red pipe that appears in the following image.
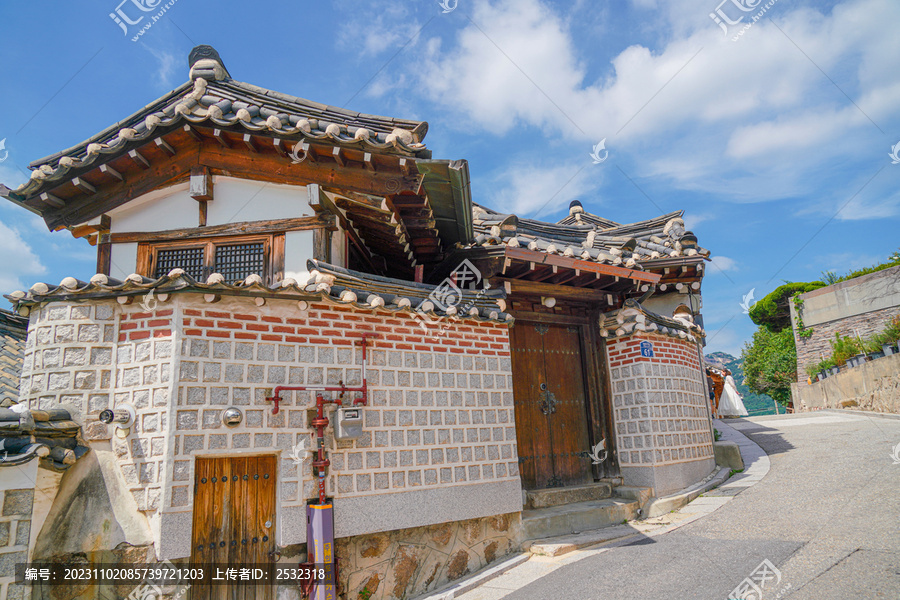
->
[264,335,377,505]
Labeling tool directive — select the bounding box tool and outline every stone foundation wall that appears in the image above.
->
[606,333,715,495]
[336,512,521,600]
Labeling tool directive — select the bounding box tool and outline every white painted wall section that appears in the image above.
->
[110,243,138,278]
[205,178,311,226]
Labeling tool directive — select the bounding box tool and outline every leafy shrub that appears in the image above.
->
[829,332,863,366]
[749,282,826,332]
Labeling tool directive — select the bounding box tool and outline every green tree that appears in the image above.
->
[741,326,797,407]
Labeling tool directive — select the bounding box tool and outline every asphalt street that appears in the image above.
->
[497,411,900,600]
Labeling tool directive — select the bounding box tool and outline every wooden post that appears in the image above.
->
[190,166,213,201]
[95,215,111,275]
[313,228,332,263]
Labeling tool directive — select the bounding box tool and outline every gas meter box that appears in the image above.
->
[334,407,363,440]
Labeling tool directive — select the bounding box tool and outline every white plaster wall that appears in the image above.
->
[108,177,312,234]
[284,230,315,281]
[109,183,194,233]
[205,178,311,226]
[110,243,138,279]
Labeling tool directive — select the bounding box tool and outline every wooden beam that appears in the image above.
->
[508,311,590,325]
[243,134,258,153]
[399,158,412,175]
[108,215,336,244]
[189,166,213,201]
[199,144,419,198]
[128,149,150,169]
[199,200,208,227]
[297,142,318,163]
[155,137,176,156]
[183,124,201,141]
[40,192,65,208]
[72,177,96,194]
[45,148,198,229]
[363,153,376,172]
[332,147,345,167]
[316,189,379,273]
[504,247,660,284]
[99,164,123,182]
[213,129,230,148]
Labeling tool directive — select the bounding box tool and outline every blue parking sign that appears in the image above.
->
[639,341,654,357]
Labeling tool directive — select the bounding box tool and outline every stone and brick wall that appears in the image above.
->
[0,487,32,600]
[793,305,900,382]
[606,333,715,496]
[16,294,522,568]
[791,266,900,381]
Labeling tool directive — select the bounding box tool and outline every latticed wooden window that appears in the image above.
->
[138,234,283,284]
[154,246,205,280]
[215,242,265,282]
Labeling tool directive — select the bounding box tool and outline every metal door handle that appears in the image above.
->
[539,390,557,415]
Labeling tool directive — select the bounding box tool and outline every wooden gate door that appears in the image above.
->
[511,321,593,489]
[190,455,277,600]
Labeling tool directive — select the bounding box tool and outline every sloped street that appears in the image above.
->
[457,411,900,600]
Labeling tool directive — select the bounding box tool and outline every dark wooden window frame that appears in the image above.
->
[137,233,285,284]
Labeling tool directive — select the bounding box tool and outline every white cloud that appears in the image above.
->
[707,255,737,274]
[336,2,424,57]
[0,221,46,294]
[683,212,713,230]
[477,158,601,219]
[412,0,900,201]
[142,44,179,88]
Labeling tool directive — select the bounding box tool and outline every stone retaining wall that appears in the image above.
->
[792,352,900,414]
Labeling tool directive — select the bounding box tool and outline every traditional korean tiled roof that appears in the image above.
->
[4,260,512,325]
[0,309,27,406]
[0,407,88,471]
[469,201,708,269]
[12,45,429,199]
[599,299,705,342]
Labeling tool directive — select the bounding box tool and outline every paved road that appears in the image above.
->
[464,411,900,600]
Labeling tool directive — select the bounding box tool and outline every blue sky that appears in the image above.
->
[0,0,898,356]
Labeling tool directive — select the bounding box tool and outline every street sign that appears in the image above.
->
[639,341,654,357]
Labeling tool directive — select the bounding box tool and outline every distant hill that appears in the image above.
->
[704,351,783,416]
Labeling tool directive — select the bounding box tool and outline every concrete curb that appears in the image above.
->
[818,408,900,421]
[416,553,530,600]
[642,465,730,518]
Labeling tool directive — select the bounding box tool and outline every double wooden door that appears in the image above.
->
[511,321,594,490]
[189,455,277,600]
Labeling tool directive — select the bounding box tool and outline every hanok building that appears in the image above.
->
[1,46,715,600]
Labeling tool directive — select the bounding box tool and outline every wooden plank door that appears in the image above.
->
[190,455,277,600]
[511,322,593,489]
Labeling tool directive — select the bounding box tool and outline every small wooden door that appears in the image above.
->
[189,455,277,600]
[511,321,593,489]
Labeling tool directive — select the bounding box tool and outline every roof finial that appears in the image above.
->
[569,200,584,215]
[188,45,230,81]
